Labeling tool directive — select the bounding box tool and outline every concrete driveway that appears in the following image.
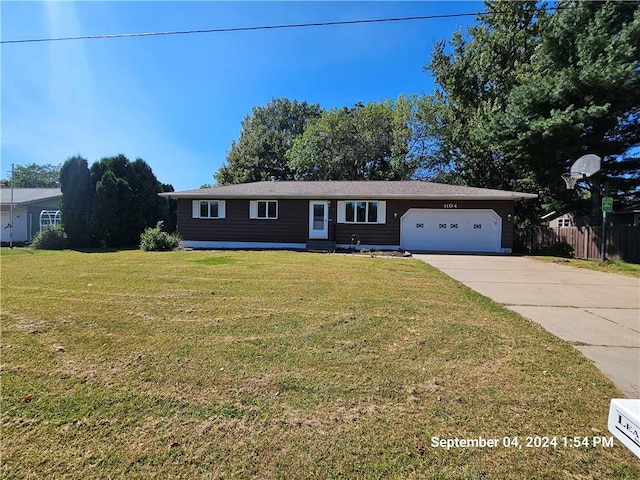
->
[415,254,640,398]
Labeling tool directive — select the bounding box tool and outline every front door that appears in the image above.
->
[309,201,329,239]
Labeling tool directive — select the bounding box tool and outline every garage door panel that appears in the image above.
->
[401,209,501,253]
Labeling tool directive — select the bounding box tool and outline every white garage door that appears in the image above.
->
[1,209,27,243]
[401,209,502,253]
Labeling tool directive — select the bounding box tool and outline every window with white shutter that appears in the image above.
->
[191,200,225,219]
[249,200,277,219]
[337,200,386,224]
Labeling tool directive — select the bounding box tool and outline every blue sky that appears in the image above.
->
[2,1,484,191]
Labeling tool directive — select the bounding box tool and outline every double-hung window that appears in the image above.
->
[192,200,225,219]
[345,201,377,223]
[250,200,278,219]
[337,200,386,224]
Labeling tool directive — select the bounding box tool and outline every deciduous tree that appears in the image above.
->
[215,97,322,184]
[2,163,61,188]
[287,98,420,180]
[424,1,543,194]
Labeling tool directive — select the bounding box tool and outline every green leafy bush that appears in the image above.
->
[531,241,574,258]
[140,221,180,252]
[31,225,68,250]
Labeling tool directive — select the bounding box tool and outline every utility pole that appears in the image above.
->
[600,181,610,262]
[10,163,14,248]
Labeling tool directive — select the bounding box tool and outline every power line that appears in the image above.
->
[1,3,601,46]
[1,13,481,45]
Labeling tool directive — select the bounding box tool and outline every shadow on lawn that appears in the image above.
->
[71,246,139,254]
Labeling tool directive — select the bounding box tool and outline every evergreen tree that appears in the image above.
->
[92,154,172,247]
[493,0,640,221]
[421,0,639,223]
[95,170,132,247]
[130,158,170,239]
[60,154,173,248]
[425,1,543,193]
[60,156,96,247]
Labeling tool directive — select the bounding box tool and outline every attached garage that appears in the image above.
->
[164,181,537,252]
[401,209,502,253]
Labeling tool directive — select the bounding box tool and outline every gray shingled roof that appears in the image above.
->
[0,187,62,205]
[161,181,537,201]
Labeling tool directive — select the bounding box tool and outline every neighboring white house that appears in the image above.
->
[541,210,594,228]
[0,187,62,244]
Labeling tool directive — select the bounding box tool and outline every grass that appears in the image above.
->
[530,256,640,278]
[1,248,639,479]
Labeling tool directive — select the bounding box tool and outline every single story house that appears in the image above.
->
[0,187,62,244]
[161,181,537,253]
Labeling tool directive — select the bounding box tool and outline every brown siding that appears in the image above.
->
[333,200,515,249]
[178,199,308,243]
[332,200,396,246]
[177,198,517,249]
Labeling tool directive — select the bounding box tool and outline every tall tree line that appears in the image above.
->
[216,1,639,225]
[60,155,175,248]
[1,163,61,188]
[422,0,639,223]
[215,96,426,184]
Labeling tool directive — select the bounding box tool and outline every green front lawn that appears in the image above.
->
[1,249,638,479]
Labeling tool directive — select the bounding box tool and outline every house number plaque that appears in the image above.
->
[443,203,458,209]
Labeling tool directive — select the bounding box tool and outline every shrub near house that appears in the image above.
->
[30,225,68,250]
[140,222,181,251]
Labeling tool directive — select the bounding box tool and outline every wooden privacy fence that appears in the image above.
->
[516,226,640,263]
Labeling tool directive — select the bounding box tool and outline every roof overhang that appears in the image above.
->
[0,188,62,206]
[160,181,538,202]
[160,192,537,201]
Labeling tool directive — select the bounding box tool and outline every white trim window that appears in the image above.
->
[250,200,278,219]
[337,201,386,224]
[192,200,225,219]
[558,218,572,228]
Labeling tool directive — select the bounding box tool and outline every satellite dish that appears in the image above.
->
[570,154,601,178]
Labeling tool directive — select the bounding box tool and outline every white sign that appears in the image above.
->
[608,398,640,459]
